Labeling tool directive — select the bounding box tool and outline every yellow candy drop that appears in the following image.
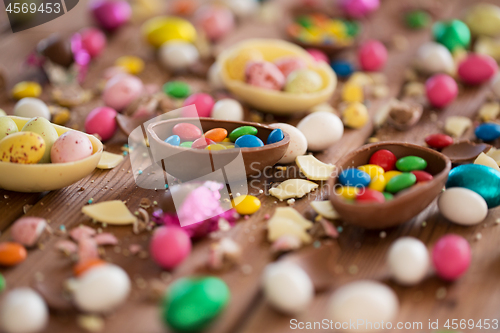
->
[358,164,384,178]
[11,81,42,100]
[205,144,227,151]
[232,195,261,215]
[369,175,386,192]
[384,170,402,182]
[115,56,145,75]
[342,102,369,129]
[335,186,359,200]
[142,16,196,48]
[342,83,364,103]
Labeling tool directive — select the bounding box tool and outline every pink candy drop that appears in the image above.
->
[81,28,107,58]
[342,0,380,18]
[90,0,131,31]
[457,54,498,85]
[425,74,458,108]
[150,226,192,270]
[432,234,471,281]
[182,93,215,117]
[358,39,387,71]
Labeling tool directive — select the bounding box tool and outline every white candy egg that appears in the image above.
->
[327,281,398,333]
[491,72,500,98]
[72,264,131,313]
[0,288,48,333]
[270,123,308,164]
[262,262,313,314]
[14,98,50,120]
[387,237,429,285]
[414,42,454,75]
[224,0,258,17]
[159,41,200,70]
[211,98,244,121]
[438,187,488,225]
[208,62,225,90]
[297,111,344,151]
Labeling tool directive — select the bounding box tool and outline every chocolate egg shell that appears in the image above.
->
[329,142,451,229]
[37,34,73,68]
[441,141,491,164]
[147,118,290,181]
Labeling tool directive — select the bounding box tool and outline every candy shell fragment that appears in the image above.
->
[296,155,335,181]
[97,151,124,169]
[81,200,136,225]
[267,207,313,244]
[474,152,500,172]
[269,179,319,200]
[444,116,472,137]
[11,217,47,247]
[310,200,340,220]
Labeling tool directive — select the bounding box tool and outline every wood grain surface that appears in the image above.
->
[1,0,500,332]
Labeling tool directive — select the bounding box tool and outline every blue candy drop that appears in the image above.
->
[267,129,284,145]
[165,135,180,146]
[339,168,371,187]
[331,60,355,78]
[475,123,500,142]
[235,135,264,148]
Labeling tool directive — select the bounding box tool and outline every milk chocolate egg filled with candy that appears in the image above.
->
[51,131,93,163]
[22,117,58,163]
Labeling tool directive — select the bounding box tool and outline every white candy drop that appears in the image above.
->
[297,111,344,151]
[327,280,398,333]
[159,41,199,70]
[72,264,131,313]
[414,42,454,75]
[262,262,313,314]
[438,187,488,225]
[0,288,48,333]
[14,98,50,120]
[387,237,429,285]
[211,98,244,121]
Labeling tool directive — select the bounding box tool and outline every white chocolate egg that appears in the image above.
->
[72,264,131,313]
[262,262,313,314]
[159,40,199,70]
[297,111,344,151]
[387,237,429,285]
[414,42,454,75]
[270,123,307,164]
[211,99,243,121]
[14,98,51,120]
[327,281,398,333]
[438,187,488,225]
[0,288,48,333]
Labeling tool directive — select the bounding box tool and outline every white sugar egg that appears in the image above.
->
[297,111,343,151]
[159,41,199,70]
[387,237,429,285]
[0,288,48,333]
[438,187,488,225]
[14,98,50,120]
[270,123,307,164]
[262,262,313,314]
[327,281,398,333]
[414,42,454,75]
[211,98,243,121]
[72,264,131,313]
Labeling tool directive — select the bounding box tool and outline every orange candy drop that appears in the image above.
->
[0,242,27,266]
[204,128,228,142]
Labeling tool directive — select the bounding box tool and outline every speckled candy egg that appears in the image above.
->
[150,226,191,270]
[274,57,307,78]
[51,131,93,163]
[262,262,313,314]
[457,54,498,85]
[14,98,51,120]
[270,123,307,164]
[327,281,399,332]
[0,132,45,164]
[21,117,58,163]
[194,5,234,41]
[72,264,131,313]
[0,117,18,141]
[90,0,131,31]
[0,288,48,333]
[414,42,454,74]
[211,99,244,121]
[438,188,488,225]
[246,61,285,91]
[103,74,143,111]
[285,69,323,94]
[387,237,429,286]
[159,41,200,71]
[85,107,117,141]
[297,111,343,151]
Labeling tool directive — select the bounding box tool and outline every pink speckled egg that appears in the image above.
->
[342,0,380,18]
[306,48,329,63]
[425,74,458,108]
[102,74,143,111]
[51,131,94,163]
[358,39,387,71]
[274,56,308,78]
[194,5,235,41]
[90,0,131,31]
[11,217,47,247]
[85,106,117,141]
[245,61,285,90]
[182,93,215,117]
[457,54,498,85]
[432,234,471,281]
[80,28,107,58]
[150,226,191,270]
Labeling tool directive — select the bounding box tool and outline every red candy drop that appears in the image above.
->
[425,74,458,108]
[457,54,498,85]
[192,137,215,149]
[358,40,387,71]
[369,149,397,171]
[411,170,433,182]
[432,234,471,281]
[424,133,453,149]
[172,123,202,141]
[356,189,385,203]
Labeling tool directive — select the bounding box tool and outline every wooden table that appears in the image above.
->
[1,0,500,332]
